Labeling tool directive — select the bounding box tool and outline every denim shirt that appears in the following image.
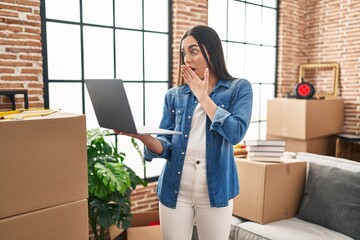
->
[144,78,253,208]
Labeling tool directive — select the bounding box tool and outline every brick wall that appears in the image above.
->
[0,0,43,110]
[277,0,307,95]
[130,181,159,212]
[171,0,208,85]
[277,0,360,134]
[306,0,360,134]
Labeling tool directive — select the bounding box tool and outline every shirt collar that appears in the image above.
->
[216,79,231,89]
[181,79,231,94]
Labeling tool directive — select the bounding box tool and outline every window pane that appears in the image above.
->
[247,0,261,5]
[260,121,267,140]
[144,33,168,81]
[85,87,101,130]
[262,7,277,46]
[115,30,143,80]
[244,44,261,83]
[123,82,144,125]
[227,42,245,79]
[208,0,227,40]
[115,0,142,29]
[260,84,275,120]
[46,23,81,80]
[146,158,166,178]
[244,122,260,142]
[222,41,228,65]
[83,26,114,79]
[145,83,168,127]
[251,84,260,121]
[263,0,278,8]
[118,134,145,179]
[260,46,276,83]
[228,1,245,42]
[144,0,168,32]
[49,83,82,114]
[82,0,113,26]
[45,0,80,22]
[245,4,262,44]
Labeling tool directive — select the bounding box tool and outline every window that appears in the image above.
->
[209,0,278,141]
[41,0,171,180]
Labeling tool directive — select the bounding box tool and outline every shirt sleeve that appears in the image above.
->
[144,136,173,161]
[210,79,253,145]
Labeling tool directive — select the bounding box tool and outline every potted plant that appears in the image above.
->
[87,129,147,240]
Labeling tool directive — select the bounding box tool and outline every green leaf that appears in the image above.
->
[125,166,147,189]
[89,198,123,228]
[89,175,109,199]
[120,217,132,230]
[95,162,131,194]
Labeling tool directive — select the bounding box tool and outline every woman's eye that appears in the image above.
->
[191,49,198,55]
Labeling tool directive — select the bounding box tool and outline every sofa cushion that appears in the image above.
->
[229,216,266,240]
[231,217,353,240]
[297,162,360,240]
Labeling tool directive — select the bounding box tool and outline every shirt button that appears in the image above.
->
[185,134,188,138]
[178,171,181,175]
[221,104,224,107]
[188,116,191,119]
[182,152,185,155]
[195,100,198,103]
[175,190,178,194]
[172,110,175,112]
[196,160,200,164]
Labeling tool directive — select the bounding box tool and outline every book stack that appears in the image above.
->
[245,139,286,162]
[233,142,247,158]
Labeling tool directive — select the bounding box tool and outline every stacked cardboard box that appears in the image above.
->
[233,158,307,224]
[267,97,344,156]
[0,112,88,240]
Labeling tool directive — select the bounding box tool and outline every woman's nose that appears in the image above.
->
[184,54,191,63]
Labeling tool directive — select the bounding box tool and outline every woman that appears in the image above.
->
[120,25,253,240]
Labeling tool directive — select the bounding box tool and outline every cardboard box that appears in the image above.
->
[127,211,162,240]
[233,158,307,224]
[110,211,162,240]
[267,135,336,156]
[0,112,88,219]
[267,98,344,139]
[109,225,124,240]
[0,199,88,240]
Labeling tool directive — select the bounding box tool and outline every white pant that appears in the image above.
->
[159,154,233,240]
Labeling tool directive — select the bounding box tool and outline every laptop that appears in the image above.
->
[85,79,182,135]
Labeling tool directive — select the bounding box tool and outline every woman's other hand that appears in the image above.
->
[181,65,210,101]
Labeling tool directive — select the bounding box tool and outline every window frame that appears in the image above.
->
[209,0,279,141]
[40,0,173,182]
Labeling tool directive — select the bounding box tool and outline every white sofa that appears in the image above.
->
[229,152,360,240]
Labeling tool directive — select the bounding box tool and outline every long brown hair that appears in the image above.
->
[177,25,235,85]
